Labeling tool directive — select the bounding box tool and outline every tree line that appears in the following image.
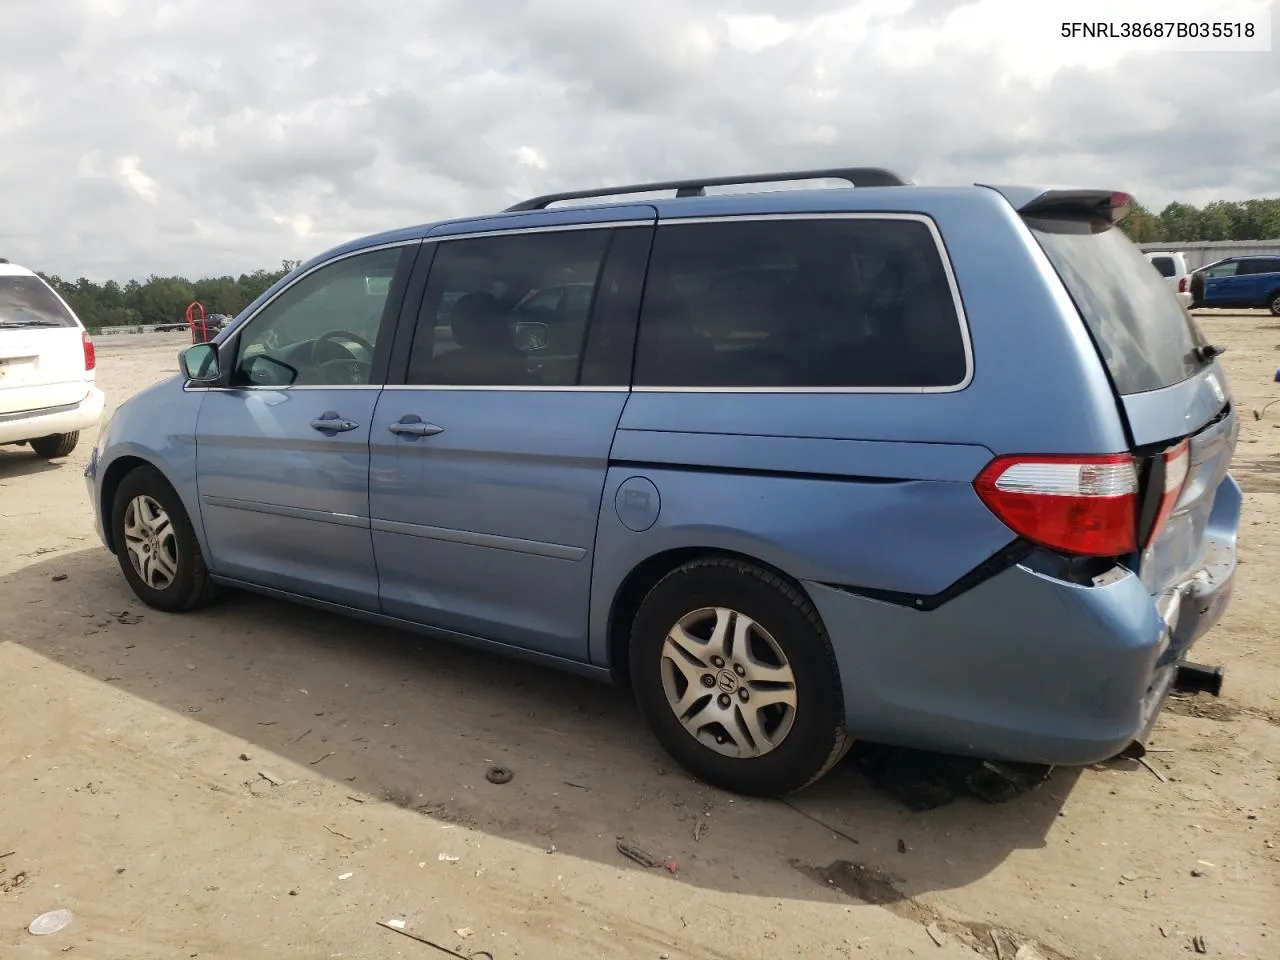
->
[37,260,302,332]
[1120,197,1280,244]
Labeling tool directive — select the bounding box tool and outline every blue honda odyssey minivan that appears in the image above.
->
[86,169,1239,796]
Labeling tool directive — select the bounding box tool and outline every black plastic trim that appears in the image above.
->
[607,459,908,486]
[825,539,1036,612]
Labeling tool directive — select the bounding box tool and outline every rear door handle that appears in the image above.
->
[310,412,360,433]
[388,415,444,438]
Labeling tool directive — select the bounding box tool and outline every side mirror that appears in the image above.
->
[179,343,221,383]
[513,320,550,353]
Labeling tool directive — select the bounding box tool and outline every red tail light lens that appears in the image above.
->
[82,330,96,371]
[975,454,1139,556]
[1147,440,1189,548]
[1178,276,1189,293]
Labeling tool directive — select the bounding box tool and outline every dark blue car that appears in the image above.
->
[1192,255,1280,315]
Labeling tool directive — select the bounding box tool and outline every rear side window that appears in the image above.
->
[1029,218,1206,396]
[1149,256,1175,278]
[632,217,968,389]
[0,275,78,328]
[1239,258,1280,275]
[407,228,611,387]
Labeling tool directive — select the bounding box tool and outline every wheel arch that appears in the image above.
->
[604,546,816,685]
[99,453,203,558]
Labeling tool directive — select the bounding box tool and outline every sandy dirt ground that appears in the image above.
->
[1,321,1277,960]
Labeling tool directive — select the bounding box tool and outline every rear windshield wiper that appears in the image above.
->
[0,318,65,328]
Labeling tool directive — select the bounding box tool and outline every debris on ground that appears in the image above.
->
[925,922,946,946]
[377,919,495,959]
[438,853,460,863]
[485,764,513,785]
[848,744,1051,811]
[616,838,665,869]
[2,869,28,893]
[1013,942,1048,960]
[1192,934,1208,954]
[239,753,249,761]
[51,573,67,582]
[337,872,353,880]
[897,839,907,854]
[693,820,706,842]
[258,770,284,786]
[28,909,73,936]
[456,927,474,938]
[114,612,143,625]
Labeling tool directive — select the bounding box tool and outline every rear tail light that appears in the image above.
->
[82,330,96,371]
[975,454,1139,557]
[1148,440,1190,547]
[1178,276,1189,293]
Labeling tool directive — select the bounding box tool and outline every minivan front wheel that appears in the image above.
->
[629,558,850,796]
[111,466,218,612]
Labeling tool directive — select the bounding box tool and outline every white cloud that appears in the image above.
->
[116,156,159,203]
[515,146,549,170]
[0,0,1275,280]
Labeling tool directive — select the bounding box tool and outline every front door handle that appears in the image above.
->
[388,415,444,439]
[310,411,360,433]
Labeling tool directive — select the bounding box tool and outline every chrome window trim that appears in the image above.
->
[428,220,650,244]
[185,384,630,393]
[634,211,974,395]
[381,384,629,393]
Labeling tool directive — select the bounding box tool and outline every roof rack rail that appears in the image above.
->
[504,167,909,212]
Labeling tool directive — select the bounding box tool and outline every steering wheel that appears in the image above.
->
[310,329,374,368]
[307,330,375,386]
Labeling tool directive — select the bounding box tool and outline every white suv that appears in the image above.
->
[0,260,105,459]
[1144,250,1194,309]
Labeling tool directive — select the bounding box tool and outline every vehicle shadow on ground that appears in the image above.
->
[5,547,1081,907]
[0,448,63,480]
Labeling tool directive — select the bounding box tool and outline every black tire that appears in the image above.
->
[1268,291,1280,317]
[110,465,219,612]
[29,432,79,459]
[1190,272,1205,309]
[628,557,851,796]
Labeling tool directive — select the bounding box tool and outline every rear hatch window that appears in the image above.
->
[1028,218,1207,395]
[0,275,78,329]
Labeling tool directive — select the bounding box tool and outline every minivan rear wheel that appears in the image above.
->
[111,466,219,612]
[629,557,850,796]
[1269,291,1280,317]
[29,432,79,459]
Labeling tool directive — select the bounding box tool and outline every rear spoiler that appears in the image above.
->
[980,185,1132,223]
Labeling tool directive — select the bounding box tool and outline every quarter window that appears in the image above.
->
[631,218,967,389]
[407,229,611,387]
[233,248,403,387]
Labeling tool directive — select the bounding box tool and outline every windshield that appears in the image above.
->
[1028,218,1206,395]
[0,275,78,328]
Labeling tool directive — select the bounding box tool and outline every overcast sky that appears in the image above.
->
[2,0,1276,281]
